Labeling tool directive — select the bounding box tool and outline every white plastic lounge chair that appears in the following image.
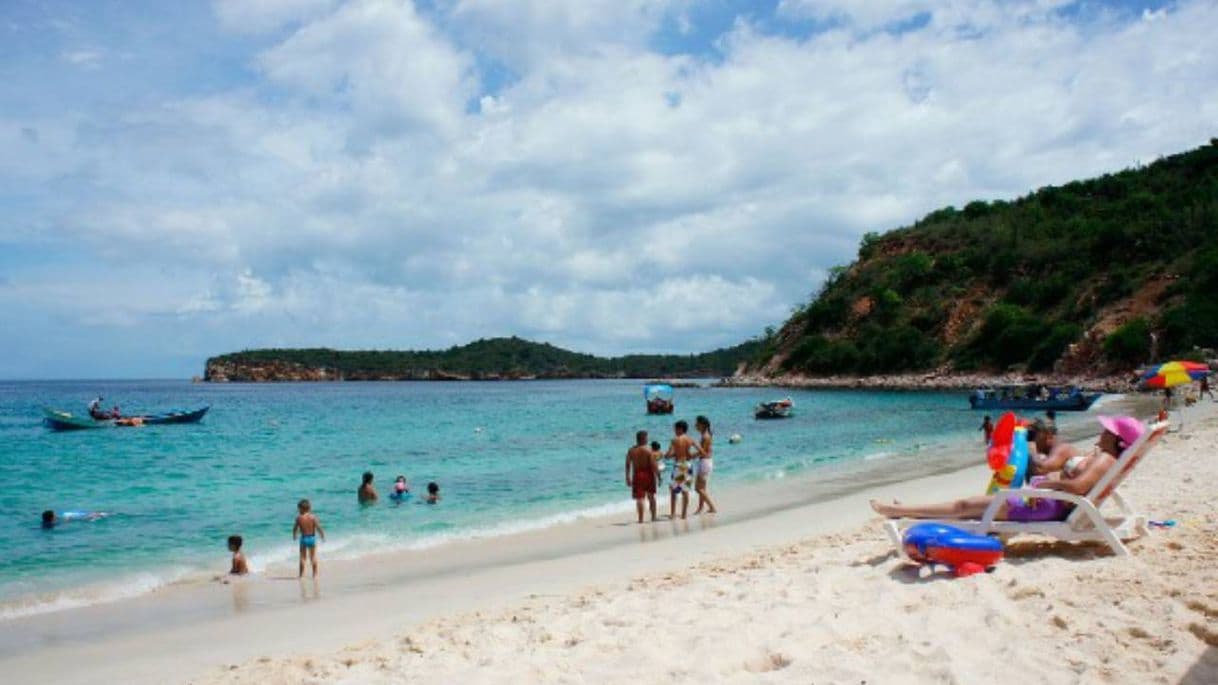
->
[883,421,1169,558]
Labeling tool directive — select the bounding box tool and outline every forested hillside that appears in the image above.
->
[750,139,1218,377]
[205,337,759,381]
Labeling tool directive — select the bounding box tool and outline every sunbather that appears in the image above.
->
[870,416,1143,522]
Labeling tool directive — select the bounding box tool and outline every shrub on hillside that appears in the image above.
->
[1104,318,1151,366]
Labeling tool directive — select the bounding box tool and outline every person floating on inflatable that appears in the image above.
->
[985,412,1029,494]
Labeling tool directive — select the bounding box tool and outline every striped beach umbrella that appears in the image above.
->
[1138,361,1210,389]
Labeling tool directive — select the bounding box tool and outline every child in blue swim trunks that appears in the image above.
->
[292,499,325,578]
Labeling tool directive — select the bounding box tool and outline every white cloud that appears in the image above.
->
[258,0,475,139]
[3,0,1218,375]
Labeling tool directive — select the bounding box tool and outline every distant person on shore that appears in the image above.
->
[1028,422,1079,475]
[227,535,249,576]
[626,430,660,524]
[979,415,993,445]
[665,420,701,519]
[1201,375,1214,401]
[293,499,325,578]
[650,440,664,477]
[425,482,441,504]
[693,415,718,515]
[1045,410,1057,431]
[358,471,378,504]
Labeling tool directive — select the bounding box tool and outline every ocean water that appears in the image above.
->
[0,379,1086,618]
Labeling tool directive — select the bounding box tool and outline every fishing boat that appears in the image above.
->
[968,387,1100,412]
[43,406,210,431]
[755,398,794,420]
[644,383,674,414]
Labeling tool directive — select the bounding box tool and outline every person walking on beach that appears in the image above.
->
[665,420,701,519]
[1201,375,1214,401]
[979,415,993,445]
[293,499,325,578]
[693,415,718,515]
[626,430,660,523]
[358,471,378,504]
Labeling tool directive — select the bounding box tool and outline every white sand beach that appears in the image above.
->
[4,402,1215,684]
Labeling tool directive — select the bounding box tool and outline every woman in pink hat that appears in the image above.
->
[870,416,1144,522]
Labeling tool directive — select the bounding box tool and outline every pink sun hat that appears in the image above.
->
[1097,415,1145,449]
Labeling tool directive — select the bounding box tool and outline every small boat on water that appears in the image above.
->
[644,383,674,415]
[755,398,794,420]
[968,387,1100,412]
[43,406,210,431]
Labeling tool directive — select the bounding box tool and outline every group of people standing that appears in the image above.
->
[625,415,717,524]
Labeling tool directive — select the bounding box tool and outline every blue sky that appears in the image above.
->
[0,0,1212,378]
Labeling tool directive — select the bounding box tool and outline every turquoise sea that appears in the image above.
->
[0,379,1095,618]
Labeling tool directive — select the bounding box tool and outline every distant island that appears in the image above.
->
[204,337,761,382]
[740,139,1218,386]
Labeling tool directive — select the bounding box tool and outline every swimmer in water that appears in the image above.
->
[41,510,108,528]
[358,471,378,504]
[390,475,410,501]
[425,481,441,504]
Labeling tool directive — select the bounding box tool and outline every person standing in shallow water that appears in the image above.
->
[665,420,700,519]
[358,471,378,504]
[625,430,660,523]
[693,415,718,515]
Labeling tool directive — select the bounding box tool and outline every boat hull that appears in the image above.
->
[755,400,794,420]
[967,394,1100,412]
[43,406,210,431]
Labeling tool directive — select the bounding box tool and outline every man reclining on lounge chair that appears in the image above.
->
[870,416,1143,523]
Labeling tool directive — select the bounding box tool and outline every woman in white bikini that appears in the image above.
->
[693,415,718,514]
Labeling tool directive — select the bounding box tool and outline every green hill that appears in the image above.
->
[749,139,1218,378]
[204,337,760,381]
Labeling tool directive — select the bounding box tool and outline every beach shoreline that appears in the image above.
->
[721,370,1139,393]
[4,393,1203,683]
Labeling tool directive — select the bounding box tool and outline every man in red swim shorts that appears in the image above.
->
[625,430,660,524]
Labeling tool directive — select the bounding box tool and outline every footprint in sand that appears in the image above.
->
[744,652,792,673]
[1188,622,1218,647]
[1186,599,1218,619]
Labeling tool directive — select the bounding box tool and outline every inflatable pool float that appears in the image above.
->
[902,522,1004,577]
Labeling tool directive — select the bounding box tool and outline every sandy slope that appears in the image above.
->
[200,405,1218,685]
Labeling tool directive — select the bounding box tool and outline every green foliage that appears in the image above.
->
[1028,323,1082,372]
[1104,318,1151,365]
[858,232,883,259]
[755,139,1218,375]
[968,305,1052,369]
[211,337,762,379]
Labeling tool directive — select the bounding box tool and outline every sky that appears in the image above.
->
[1,0,1215,378]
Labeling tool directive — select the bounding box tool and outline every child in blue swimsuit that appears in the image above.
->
[292,499,325,578]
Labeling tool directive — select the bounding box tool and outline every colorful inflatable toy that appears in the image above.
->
[902,522,1004,577]
[985,412,1029,494]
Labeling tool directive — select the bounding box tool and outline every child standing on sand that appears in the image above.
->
[980,415,993,445]
[292,499,325,578]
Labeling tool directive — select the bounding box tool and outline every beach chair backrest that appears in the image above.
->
[1065,421,1168,526]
